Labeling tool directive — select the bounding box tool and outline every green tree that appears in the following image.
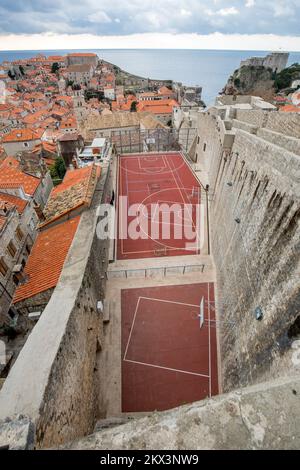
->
[8,70,15,80]
[51,62,60,74]
[50,157,66,183]
[274,63,300,91]
[130,101,137,112]
[56,157,66,179]
[19,65,25,76]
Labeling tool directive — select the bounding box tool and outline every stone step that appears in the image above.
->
[107,254,215,280]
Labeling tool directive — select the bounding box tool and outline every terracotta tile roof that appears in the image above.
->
[126,94,136,100]
[0,215,6,231]
[52,165,96,195]
[48,55,65,61]
[2,128,42,143]
[0,104,12,112]
[54,95,73,105]
[13,216,80,304]
[32,141,57,155]
[0,156,20,168]
[137,99,178,115]
[0,200,15,212]
[23,110,49,125]
[60,116,77,129]
[159,86,173,95]
[67,53,97,57]
[0,162,41,195]
[58,132,80,142]
[43,157,56,167]
[40,164,100,227]
[0,192,27,214]
[84,111,141,131]
[280,105,300,113]
[139,114,168,129]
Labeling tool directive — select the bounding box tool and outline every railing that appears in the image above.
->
[110,128,197,154]
[107,263,206,280]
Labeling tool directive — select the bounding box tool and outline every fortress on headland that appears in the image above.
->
[240,52,289,73]
[0,89,299,448]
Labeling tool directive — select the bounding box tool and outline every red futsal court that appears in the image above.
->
[117,152,202,260]
[121,283,218,412]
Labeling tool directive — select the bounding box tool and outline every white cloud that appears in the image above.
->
[218,7,239,16]
[1,31,300,51]
[0,1,299,37]
[273,2,295,17]
[87,11,112,24]
[205,6,239,18]
[180,8,192,17]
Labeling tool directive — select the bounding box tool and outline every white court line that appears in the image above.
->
[123,297,141,360]
[143,166,165,175]
[141,201,194,227]
[124,359,210,379]
[139,155,166,173]
[208,283,212,398]
[139,154,167,172]
[120,246,194,255]
[123,295,210,378]
[167,157,200,252]
[120,156,124,257]
[164,156,195,230]
[119,154,199,257]
[119,153,186,177]
[139,296,200,309]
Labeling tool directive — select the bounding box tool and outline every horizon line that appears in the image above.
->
[1,32,300,53]
[1,47,300,54]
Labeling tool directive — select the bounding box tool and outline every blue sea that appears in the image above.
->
[1,49,300,105]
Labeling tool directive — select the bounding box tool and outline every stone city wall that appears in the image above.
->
[63,375,300,450]
[257,128,300,156]
[0,155,117,448]
[211,129,300,390]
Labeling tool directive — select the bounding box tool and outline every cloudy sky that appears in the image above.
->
[0,0,300,50]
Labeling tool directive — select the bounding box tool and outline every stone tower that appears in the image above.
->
[58,77,66,94]
[72,88,87,123]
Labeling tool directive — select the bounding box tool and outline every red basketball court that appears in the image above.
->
[121,282,218,412]
[117,152,202,260]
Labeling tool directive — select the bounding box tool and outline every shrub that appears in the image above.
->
[50,157,66,181]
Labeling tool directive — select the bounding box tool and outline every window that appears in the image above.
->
[23,142,29,148]
[203,143,207,152]
[7,241,17,258]
[0,258,8,276]
[16,226,24,241]
[197,136,200,145]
